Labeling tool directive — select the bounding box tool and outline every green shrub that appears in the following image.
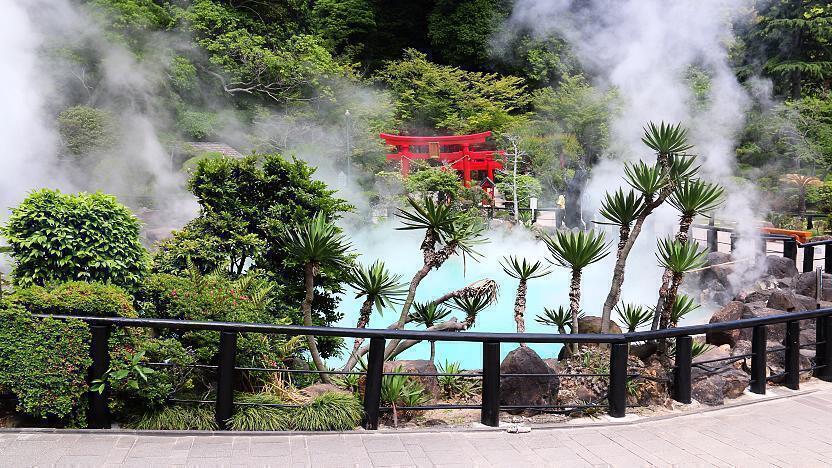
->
[0,304,90,423]
[108,337,196,419]
[137,273,291,369]
[229,393,291,431]
[228,392,363,431]
[128,405,217,431]
[4,189,149,289]
[293,392,363,431]
[56,106,117,155]
[12,282,136,318]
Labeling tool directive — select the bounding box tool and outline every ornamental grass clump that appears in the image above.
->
[129,406,217,431]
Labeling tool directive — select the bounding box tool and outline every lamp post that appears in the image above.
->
[345,109,352,185]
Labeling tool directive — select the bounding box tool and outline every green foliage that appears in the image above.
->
[599,189,645,227]
[293,392,364,431]
[405,166,463,199]
[169,56,198,92]
[56,106,117,156]
[670,294,701,324]
[535,306,582,333]
[177,110,218,140]
[669,179,726,217]
[495,173,543,209]
[377,49,529,133]
[543,230,610,270]
[381,366,429,409]
[409,302,452,328]
[91,350,155,394]
[615,303,652,333]
[311,0,375,58]
[12,281,136,318]
[396,197,486,259]
[0,305,90,422]
[641,122,694,155]
[624,161,668,197]
[427,0,510,67]
[436,360,478,400]
[449,294,493,328]
[500,255,551,280]
[346,260,406,315]
[282,212,352,273]
[89,0,174,33]
[229,391,363,431]
[128,405,217,431]
[5,189,148,289]
[656,238,708,274]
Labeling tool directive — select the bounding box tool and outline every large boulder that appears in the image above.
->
[766,289,816,312]
[706,301,744,346]
[702,252,734,288]
[300,383,351,399]
[577,315,622,334]
[765,341,813,384]
[691,346,748,406]
[500,346,559,413]
[792,272,832,300]
[764,256,799,279]
[383,360,440,398]
[741,302,790,342]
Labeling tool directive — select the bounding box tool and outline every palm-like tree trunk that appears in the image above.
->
[657,272,684,354]
[429,341,436,362]
[513,280,528,343]
[569,268,582,353]
[302,263,331,384]
[652,214,694,331]
[349,297,374,361]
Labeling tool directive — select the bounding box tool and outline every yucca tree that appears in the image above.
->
[450,294,494,329]
[599,122,696,333]
[409,302,453,362]
[501,255,551,338]
[670,294,700,327]
[668,179,725,243]
[652,178,725,329]
[544,230,609,347]
[394,197,486,330]
[655,238,707,336]
[781,173,822,214]
[615,303,652,333]
[345,260,406,358]
[599,189,645,253]
[283,213,352,384]
[536,306,583,334]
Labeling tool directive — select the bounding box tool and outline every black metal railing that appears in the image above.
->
[693,219,832,274]
[31,307,832,431]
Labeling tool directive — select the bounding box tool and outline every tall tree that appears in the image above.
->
[345,260,406,359]
[282,213,352,384]
[500,256,551,338]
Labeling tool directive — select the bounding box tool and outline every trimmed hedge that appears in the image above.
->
[0,305,90,423]
[11,281,137,318]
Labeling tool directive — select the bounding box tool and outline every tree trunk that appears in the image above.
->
[617,225,631,254]
[302,263,331,384]
[799,187,807,214]
[348,298,375,363]
[569,269,582,353]
[657,272,684,355]
[652,214,694,331]
[429,341,436,362]
[512,141,520,223]
[513,280,527,339]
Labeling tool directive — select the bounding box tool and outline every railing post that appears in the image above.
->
[750,325,767,394]
[362,337,385,430]
[807,215,814,230]
[88,325,111,429]
[707,218,717,253]
[673,336,692,404]
[816,316,832,381]
[608,342,628,417]
[784,238,798,265]
[785,320,801,390]
[825,244,832,273]
[730,233,737,253]
[215,331,237,430]
[804,246,815,273]
[480,341,500,427]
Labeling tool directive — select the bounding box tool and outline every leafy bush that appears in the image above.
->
[293,392,363,431]
[107,337,196,419]
[229,393,291,431]
[12,282,136,318]
[137,272,291,369]
[56,106,117,156]
[4,189,148,289]
[128,405,217,431]
[229,392,363,431]
[0,305,90,423]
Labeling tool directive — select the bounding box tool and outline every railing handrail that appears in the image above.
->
[33,306,832,344]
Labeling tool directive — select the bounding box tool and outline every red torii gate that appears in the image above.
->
[379,131,504,190]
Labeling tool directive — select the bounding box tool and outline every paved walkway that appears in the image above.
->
[3,387,832,467]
